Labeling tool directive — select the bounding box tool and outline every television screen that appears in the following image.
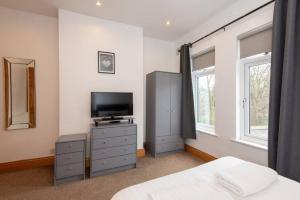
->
[91,92,133,118]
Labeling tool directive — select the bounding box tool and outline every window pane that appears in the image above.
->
[196,74,215,126]
[249,62,270,139]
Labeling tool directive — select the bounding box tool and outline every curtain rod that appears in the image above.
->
[178,0,275,52]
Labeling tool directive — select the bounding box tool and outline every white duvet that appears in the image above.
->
[111,157,300,200]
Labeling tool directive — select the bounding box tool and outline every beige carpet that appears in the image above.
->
[0,152,204,200]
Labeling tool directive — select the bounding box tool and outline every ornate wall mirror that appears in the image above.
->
[4,57,36,130]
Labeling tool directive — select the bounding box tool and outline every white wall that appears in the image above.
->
[0,0,273,164]
[143,37,178,75]
[143,37,178,140]
[176,0,274,165]
[0,7,59,163]
[59,9,144,149]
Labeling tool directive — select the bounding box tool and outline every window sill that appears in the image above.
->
[196,129,218,137]
[231,139,267,151]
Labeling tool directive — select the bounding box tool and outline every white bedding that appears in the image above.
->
[149,180,234,200]
[111,157,300,200]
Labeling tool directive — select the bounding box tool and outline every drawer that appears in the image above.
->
[56,152,84,166]
[92,144,136,160]
[56,163,84,179]
[92,154,136,172]
[56,141,84,154]
[92,126,136,139]
[92,135,136,150]
[156,135,183,144]
[156,142,184,153]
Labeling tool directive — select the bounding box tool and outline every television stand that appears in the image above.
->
[102,116,124,121]
[109,120,121,124]
[94,117,134,126]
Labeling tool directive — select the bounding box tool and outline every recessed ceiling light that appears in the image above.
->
[166,20,171,26]
[96,1,102,7]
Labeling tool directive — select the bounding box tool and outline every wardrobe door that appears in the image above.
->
[170,74,182,136]
[155,73,171,136]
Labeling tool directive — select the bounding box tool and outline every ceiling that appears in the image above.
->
[0,0,239,41]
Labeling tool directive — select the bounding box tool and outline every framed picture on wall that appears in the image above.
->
[98,51,115,74]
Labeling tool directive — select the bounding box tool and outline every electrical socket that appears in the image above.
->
[50,148,55,154]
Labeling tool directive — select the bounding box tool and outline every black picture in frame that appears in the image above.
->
[98,51,115,74]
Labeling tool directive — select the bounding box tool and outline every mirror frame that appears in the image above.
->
[4,57,36,130]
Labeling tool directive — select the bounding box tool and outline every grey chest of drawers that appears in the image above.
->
[54,133,87,185]
[90,123,137,177]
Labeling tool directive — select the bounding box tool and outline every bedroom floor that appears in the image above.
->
[0,152,203,200]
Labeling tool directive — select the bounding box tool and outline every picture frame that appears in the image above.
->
[98,51,115,74]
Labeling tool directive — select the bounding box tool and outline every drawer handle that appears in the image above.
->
[124,158,128,161]
[101,151,105,154]
[68,144,73,148]
[103,141,106,144]
[124,138,128,141]
[67,156,73,159]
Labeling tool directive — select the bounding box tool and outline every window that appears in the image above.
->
[238,26,272,146]
[192,48,216,134]
[193,67,215,133]
[239,53,271,145]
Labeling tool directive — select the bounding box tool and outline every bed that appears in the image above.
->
[111,156,300,200]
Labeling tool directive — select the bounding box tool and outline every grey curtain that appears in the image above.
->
[268,0,300,181]
[180,44,196,139]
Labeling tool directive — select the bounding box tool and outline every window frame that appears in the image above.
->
[238,53,271,146]
[192,66,216,134]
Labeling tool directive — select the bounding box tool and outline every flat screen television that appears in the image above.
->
[91,92,133,118]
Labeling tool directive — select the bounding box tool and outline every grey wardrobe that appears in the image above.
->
[146,71,184,157]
